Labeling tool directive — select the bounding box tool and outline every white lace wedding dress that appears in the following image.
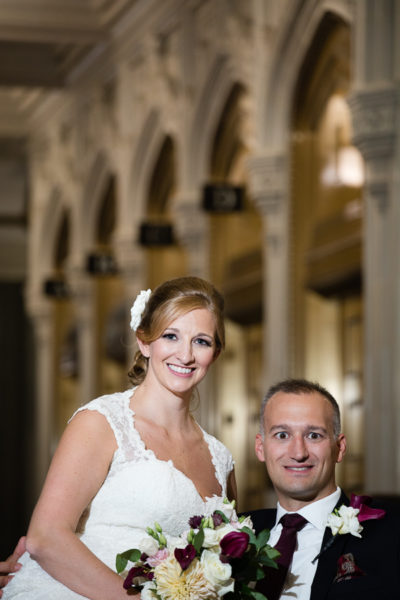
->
[4,388,234,599]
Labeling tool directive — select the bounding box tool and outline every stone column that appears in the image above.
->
[174,196,210,279]
[114,234,148,369]
[348,0,400,493]
[348,85,400,493]
[67,267,97,406]
[247,153,290,390]
[27,299,54,498]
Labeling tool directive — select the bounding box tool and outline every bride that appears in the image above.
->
[3,276,237,599]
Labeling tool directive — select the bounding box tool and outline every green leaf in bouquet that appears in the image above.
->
[193,527,205,553]
[241,526,257,546]
[240,584,268,600]
[248,591,269,600]
[115,548,141,573]
[255,529,271,551]
[214,509,230,523]
[254,565,266,580]
[258,553,279,569]
[263,546,280,561]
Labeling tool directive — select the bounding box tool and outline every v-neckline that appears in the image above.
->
[125,389,223,503]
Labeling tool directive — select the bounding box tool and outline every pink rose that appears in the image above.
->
[146,548,169,567]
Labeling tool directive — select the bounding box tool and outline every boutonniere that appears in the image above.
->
[312,494,386,563]
[327,505,363,537]
[327,494,386,538]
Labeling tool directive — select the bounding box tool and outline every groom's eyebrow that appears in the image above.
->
[306,425,328,432]
[268,424,328,433]
[268,424,291,433]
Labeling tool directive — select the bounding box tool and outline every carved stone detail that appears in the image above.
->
[369,181,390,214]
[174,200,210,277]
[247,154,288,215]
[348,86,398,159]
[174,200,209,247]
[114,236,147,283]
[348,86,398,215]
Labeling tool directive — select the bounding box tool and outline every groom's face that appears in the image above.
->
[255,391,346,511]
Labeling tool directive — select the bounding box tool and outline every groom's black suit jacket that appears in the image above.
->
[246,492,400,599]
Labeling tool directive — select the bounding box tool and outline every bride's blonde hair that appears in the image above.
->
[128,276,225,385]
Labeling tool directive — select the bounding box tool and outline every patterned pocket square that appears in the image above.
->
[334,553,365,582]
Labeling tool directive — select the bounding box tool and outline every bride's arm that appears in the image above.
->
[227,469,238,505]
[25,410,136,600]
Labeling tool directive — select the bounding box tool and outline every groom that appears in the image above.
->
[249,378,400,600]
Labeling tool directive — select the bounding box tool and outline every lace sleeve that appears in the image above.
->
[69,389,137,461]
[202,430,235,497]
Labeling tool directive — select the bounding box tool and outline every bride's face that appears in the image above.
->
[138,308,218,395]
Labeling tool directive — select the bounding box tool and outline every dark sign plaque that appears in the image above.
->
[139,223,174,246]
[43,278,70,298]
[203,184,243,213]
[86,253,118,275]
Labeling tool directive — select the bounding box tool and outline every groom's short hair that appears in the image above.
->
[260,378,341,438]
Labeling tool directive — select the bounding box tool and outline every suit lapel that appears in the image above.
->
[249,508,276,534]
[310,491,349,600]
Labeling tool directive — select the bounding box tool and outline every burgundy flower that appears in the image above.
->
[189,515,204,529]
[220,530,249,558]
[350,494,386,522]
[123,566,153,589]
[174,544,196,570]
[212,512,224,527]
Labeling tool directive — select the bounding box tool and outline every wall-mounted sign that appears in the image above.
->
[86,253,118,275]
[203,184,243,213]
[43,278,70,298]
[139,223,174,246]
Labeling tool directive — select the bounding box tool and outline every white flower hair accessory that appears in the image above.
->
[130,289,152,331]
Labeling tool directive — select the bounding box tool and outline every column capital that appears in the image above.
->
[173,198,210,278]
[348,85,399,214]
[25,288,52,327]
[348,85,399,160]
[174,199,209,245]
[113,233,147,282]
[247,153,288,215]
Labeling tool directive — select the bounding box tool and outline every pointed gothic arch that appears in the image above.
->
[188,55,248,189]
[81,150,115,251]
[262,0,353,147]
[37,187,67,278]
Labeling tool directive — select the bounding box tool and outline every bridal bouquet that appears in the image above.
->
[116,499,279,600]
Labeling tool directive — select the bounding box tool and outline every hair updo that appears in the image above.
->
[128,276,225,385]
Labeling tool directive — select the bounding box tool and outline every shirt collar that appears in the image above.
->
[275,487,341,531]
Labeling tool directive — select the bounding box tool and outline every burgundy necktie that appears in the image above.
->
[258,513,308,600]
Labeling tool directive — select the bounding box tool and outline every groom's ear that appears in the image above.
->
[255,433,266,463]
[336,433,347,464]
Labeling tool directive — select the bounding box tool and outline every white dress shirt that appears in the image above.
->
[268,487,341,600]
